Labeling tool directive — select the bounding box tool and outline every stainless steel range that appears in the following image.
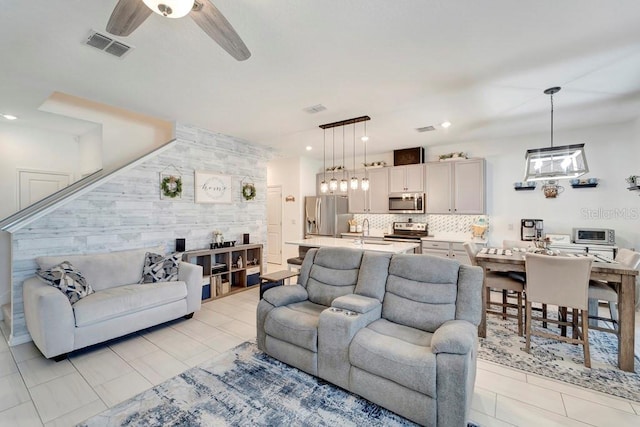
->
[384,222,429,253]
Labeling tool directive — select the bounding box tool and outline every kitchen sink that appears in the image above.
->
[362,241,392,245]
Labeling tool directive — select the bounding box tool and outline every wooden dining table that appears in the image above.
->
[476,250,639,372]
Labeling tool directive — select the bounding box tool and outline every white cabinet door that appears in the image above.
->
[454,159,485,214]
[349,168,388,213]
[404,164,424,192]
[425,162,453,213]
[388,164,424,193]
[348,171,367,213]
[367,168,389,213]
[426,159,485,214]
[388,167,406,193]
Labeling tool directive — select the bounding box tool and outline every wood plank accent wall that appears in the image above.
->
[8,123,272,343]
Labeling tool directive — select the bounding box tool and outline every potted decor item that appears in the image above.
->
[542,180,564,198]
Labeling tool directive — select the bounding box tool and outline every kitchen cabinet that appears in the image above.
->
[316,172,348,196]
[425,159,485,214]
[421,241,476,265]
[348,168,389,213]
[389,164,424,193]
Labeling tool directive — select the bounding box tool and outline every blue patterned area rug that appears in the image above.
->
[79,341,417,427]
[479,310,640,402]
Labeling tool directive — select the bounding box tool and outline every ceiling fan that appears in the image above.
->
[106,0,251,61]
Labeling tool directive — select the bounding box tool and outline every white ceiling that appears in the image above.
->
[2,0,640,160]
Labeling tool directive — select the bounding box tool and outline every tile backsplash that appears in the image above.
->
[353,214,489,234]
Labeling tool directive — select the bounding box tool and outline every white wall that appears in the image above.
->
[0,123,81,220]
[40,92,174,170]
[267,156,322,266]
[78,126,103,176]
[425,121,640,249]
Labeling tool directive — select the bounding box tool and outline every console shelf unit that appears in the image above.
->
[182,244,263,302]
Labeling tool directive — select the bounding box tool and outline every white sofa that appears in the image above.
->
[22,247,203,360]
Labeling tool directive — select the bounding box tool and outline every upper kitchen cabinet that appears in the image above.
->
[316,172,348,196]
[425,158,485,214]
[348,168,389,213]
[388,164,424,193]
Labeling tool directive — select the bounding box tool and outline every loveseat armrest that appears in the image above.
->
[431,319,477,355]
[318,297,382,389]
[179,261,203,313]
[331,294,381,314]
[263,284,309,307]
[23,277,75,359]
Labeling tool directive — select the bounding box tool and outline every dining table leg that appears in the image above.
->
[618,275,635,372]
[479,266,487,338]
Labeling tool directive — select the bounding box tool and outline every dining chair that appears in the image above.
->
[464,242,525,335]
[500,239,549,326]
[524,253,593,368]
[588,248,640,334]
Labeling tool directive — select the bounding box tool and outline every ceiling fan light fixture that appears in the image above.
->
[143,0,194,18]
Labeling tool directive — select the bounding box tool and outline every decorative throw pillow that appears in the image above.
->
[139,252,180,283]
[36,261,95,304]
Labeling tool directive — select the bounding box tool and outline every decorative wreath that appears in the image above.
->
[242,183,256,201]
[161,175,182,198]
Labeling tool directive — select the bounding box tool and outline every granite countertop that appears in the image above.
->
[285,237,419,254]
[421,233,488,244]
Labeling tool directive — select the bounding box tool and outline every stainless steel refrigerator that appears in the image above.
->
[304,196,353,237]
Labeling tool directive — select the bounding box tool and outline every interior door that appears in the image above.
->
[18,169,71,210]
[267,186,282,264]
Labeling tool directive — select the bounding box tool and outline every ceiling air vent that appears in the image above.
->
[303,104,327,114]
[84,30,133,58]
[416,126,436,133]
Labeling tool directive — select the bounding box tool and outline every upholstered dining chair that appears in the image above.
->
[588,248,640,334]
[501,239,548,325]
[464,242,526,335]
[524,253,593,368]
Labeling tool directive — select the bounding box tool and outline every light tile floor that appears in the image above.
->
[1,285,639,426]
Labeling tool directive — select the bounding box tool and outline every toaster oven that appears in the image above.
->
[572,228,615,245]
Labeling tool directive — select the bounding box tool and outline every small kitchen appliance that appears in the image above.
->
[573,227,616,245]
[521,219,543,241]
[388,193,425,213]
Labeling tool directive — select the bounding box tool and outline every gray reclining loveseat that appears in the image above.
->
[257,247,483,427]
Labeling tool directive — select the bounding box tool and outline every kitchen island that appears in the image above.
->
[286,237,419,254]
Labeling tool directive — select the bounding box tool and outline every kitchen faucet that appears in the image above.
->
[362,218,370,237]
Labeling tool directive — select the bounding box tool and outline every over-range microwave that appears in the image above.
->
[388,193,425,214]
[572,228,616,245]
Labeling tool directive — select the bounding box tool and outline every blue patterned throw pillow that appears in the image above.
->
[36,261,95,304]
[139,252,180,283]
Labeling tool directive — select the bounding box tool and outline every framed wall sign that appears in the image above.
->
[195,171,232,203]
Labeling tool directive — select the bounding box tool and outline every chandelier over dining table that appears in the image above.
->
[319,115,371,193]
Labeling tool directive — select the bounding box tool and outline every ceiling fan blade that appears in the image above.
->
[190,1,251,61]
[106,0,152,36]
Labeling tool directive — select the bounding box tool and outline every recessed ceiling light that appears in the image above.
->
[361,136,369,142]
[305,146,312,151]
[2,114,17,120]
[441,121,451,128]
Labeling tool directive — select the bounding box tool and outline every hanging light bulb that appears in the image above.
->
[361,121,369,191]
[329,128,338,191]
[339,125,348,192]
[350,121,359,190]
[320,128,328,193]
